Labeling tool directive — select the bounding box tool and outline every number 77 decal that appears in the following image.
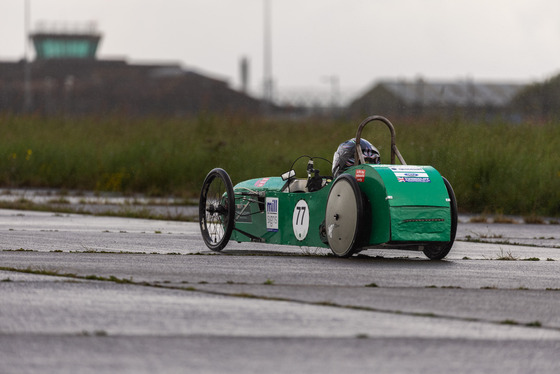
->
[292,200,310,241]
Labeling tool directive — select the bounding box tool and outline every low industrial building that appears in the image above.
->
[0,27,263,117]
[348,79,525,121]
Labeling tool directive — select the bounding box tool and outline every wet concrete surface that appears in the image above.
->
[0,188,196,218]
[1,208,559,373]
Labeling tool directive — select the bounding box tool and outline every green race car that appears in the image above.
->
[199,115,457,259]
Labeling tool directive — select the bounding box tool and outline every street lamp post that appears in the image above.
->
[262,0,273,111]
[23,0,33,113]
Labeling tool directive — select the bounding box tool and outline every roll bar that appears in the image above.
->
[354,115,407,166]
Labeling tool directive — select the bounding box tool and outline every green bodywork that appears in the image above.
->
[354,164,451,245]
[230,163,452,249]
[231,177,331,247]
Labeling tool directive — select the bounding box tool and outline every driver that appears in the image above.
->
[332,138,380,178]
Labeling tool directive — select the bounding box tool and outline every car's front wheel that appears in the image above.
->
[199,168,235,251]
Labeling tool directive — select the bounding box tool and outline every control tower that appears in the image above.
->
[31,22,101,60]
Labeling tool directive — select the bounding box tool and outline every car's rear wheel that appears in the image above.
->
[199,168,235,251]
[325,174,363,257]
[423,177,457,260]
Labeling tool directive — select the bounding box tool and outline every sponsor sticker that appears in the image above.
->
[355,169,366,182]
[254,178,269,187]
[394,172,429,178]
[390,166,431,183]
[266,197,279,232]
[399,177,431,183]
[389,166,425,172]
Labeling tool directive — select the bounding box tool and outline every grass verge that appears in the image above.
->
[0,114,558,216]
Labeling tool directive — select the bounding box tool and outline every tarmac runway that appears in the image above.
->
[0,209,559,373]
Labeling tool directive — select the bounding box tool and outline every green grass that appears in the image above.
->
[0,114,558,216]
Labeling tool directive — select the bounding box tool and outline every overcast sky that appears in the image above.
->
[1,0,559,102]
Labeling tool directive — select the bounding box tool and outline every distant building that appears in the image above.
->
[348,79,525,121]
[32,27,101,60]
[0,26,263,117]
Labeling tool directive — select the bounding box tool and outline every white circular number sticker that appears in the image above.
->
[292,200,310,241]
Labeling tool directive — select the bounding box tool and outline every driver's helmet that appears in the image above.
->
[332,138,380,178]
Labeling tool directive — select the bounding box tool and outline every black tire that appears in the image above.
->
[325,174,363,257]
[199,168,235,251]
[423,177,458,260]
